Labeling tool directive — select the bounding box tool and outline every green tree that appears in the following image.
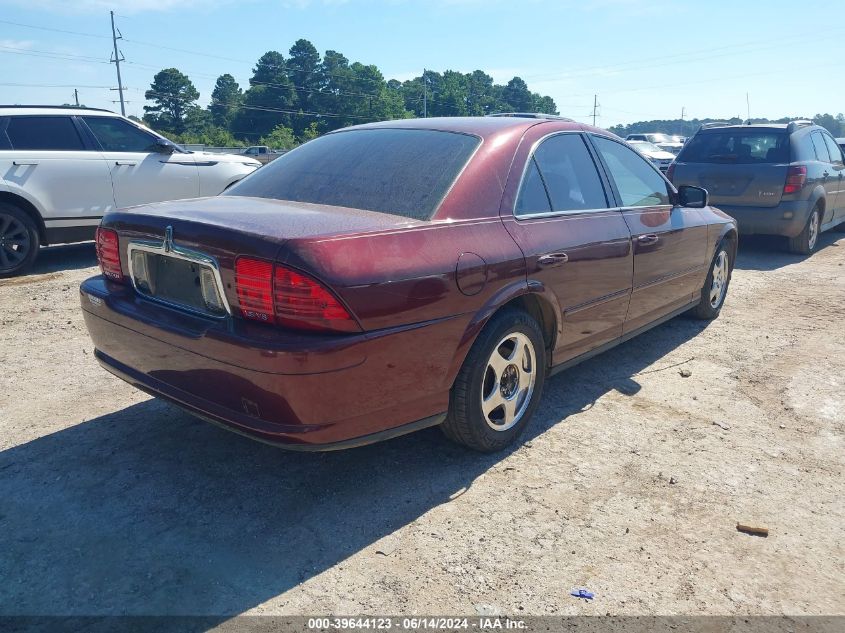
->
[288,39,322,136]
[501,77,534,112]
[299,121,321,143]
[209,74,242,128]
[143,68,200,134]
[260,124,297,150]
[236,51,296,141]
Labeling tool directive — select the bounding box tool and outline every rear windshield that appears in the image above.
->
[679,130,789,164]
[226,128,480,220]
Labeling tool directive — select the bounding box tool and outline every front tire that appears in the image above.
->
[442,308,546,452]
[0,203,39,279]
[788,206,821,255]
[689,242,732,320]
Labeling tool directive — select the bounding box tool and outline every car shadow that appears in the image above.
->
[0,314,708,622]
[31,242,98,275]
[734,232,842,271]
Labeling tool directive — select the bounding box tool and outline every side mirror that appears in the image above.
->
[677,185,708,208]
[154,138,177,154]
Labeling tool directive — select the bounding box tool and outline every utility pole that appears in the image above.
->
[74,89,79,107]
[681,106,686,121]
[746,92,751,122]
[110,11,126,116]
[423,68,427,118]
[592,94,599,126]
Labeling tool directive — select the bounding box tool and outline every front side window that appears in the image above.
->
[227,128,480,221]
[83,117,159,152]
[592,136,670,207]
[6,116,84,151]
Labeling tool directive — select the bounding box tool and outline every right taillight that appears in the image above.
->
[783,165,807,195]
[234,257,359,333]
[95,227,124,282]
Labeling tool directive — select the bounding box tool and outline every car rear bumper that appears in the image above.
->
[80,276,455,449]
[713,201,812,238]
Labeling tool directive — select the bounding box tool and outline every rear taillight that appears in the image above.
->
[235,258,274,323]
[95,227,123,282]
[666,163,675,183]
[783,165,807,195]
[235,257,359,333]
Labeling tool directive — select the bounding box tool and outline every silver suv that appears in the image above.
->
[0,106,261,277]
[669,121,845,254]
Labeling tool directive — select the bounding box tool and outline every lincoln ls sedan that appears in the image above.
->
[80,116,737,452]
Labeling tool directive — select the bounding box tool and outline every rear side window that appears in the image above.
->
[227,129,480,221]
[6,116,84,151]
[810,132,831,163]
[592,136,670,207]
[515,158,552,214]
[822,133,844,165]
[532,134,608,212]
[83,117,158,152]
[679,130,789,164]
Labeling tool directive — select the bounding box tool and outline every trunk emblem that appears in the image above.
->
[164,225,174,253]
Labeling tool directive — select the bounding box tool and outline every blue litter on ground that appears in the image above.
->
[570,588,594,600]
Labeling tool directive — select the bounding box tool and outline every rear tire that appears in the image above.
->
[441,308,546,452]
[689,241,732,320]
[0,203,39,279]
[788,206,821,255]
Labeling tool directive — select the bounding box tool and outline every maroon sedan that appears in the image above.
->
[81,116,736,452]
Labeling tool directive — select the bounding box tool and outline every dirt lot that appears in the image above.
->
[0,233,843,618]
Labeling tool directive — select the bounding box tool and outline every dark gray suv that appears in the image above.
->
[669,121,845,254]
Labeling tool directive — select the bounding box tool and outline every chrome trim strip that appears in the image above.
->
[563,287,631,316]
[126,239,232,317]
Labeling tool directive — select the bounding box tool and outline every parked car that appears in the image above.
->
[626,133,684,155]
[837,138,845,154]
[669,120,845,254]
[627,140,676,172]
[80,117,736,452]
[241,145,284,164]
[0,106,261,277]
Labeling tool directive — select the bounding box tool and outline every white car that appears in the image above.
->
[0,106,261,277]
[625,133,684,155]
[627,140,677,173]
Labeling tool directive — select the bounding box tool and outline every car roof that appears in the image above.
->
[0,105,118,117]
[339,116,597,143]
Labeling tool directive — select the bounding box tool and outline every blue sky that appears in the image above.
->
[1,0,842,127]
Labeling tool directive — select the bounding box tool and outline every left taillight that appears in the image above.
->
[234,257,359,333]
[95,227,124,282]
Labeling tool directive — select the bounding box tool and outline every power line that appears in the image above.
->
[0,19,109,39]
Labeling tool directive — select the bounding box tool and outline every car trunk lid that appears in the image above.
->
[103,196,423,318]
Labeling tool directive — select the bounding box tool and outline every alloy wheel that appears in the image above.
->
[808,212,819,251]
[481,332,537,432]
[0,213,31,273]
[709,250,729,309]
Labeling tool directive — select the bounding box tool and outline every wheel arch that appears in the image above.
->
[443,280,561,390]
[0,191,47,245]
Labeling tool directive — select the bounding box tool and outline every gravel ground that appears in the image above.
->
[0,232,843,618]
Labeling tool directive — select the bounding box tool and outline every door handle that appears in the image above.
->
[637,234,660,246]
[115,161,138,166]
[537,253,569,267]
[12,160,38,166]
